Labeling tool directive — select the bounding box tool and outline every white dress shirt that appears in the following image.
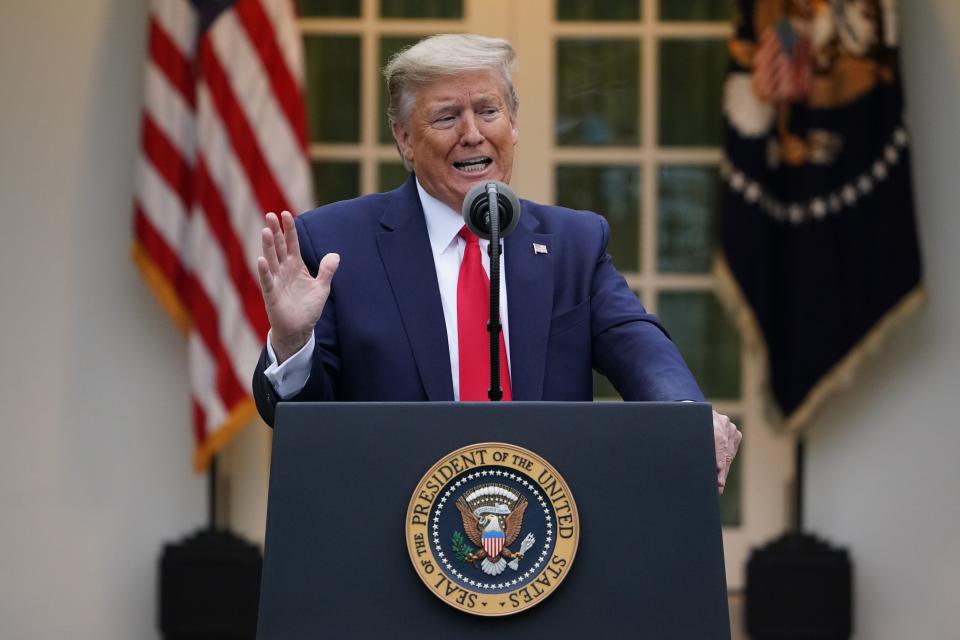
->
[264,178,511,400]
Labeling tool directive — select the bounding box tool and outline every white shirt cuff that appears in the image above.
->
[263,330,315,399]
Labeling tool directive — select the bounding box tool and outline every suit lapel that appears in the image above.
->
[505,205,553,400]
[376,176,455,401]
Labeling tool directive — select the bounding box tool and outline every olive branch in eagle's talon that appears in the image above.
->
[451,530,476,563]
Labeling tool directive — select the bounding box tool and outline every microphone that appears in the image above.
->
[460,181,520,402]
[461,181,521,240]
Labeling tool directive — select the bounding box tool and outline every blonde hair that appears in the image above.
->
[383,33,520,128]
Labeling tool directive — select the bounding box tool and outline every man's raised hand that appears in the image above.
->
[256,211,339,364]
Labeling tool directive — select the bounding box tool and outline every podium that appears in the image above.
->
[257,402,730,639]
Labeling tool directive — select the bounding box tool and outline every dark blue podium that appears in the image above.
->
[257,402,730,639]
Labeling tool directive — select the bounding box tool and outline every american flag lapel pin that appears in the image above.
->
[532,242,548,255]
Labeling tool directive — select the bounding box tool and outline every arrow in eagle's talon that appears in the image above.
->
[508,534,535,571]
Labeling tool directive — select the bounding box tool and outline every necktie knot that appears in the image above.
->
[458,226,479,245]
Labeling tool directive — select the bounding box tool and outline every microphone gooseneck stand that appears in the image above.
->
[486,182,503,401]
[462,179,519,402]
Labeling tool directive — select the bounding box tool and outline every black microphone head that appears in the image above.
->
[461,181,521,240]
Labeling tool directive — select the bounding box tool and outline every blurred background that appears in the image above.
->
[1,0,958,638]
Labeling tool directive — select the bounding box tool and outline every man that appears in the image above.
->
[252,34,741,492]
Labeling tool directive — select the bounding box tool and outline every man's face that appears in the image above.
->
[392,70,519,212]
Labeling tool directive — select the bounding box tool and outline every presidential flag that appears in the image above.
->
[132,0,312,469]
[719,1,923,430]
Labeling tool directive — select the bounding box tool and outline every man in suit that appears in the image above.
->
[252,34,741,492]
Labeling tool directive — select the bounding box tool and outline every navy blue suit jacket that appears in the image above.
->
[252,174,703,426]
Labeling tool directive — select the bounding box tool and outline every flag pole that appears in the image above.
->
[208,455,218,530]
[793,437,804,532]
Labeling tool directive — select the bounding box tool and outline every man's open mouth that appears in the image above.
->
[452,157,492,173]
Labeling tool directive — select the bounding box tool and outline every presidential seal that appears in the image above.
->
[405,443,579,616]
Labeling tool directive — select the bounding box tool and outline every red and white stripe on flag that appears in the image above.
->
[132,0,313,471]
[482,533,505,559]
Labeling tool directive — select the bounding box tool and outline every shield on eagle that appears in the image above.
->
[482,530,505,558]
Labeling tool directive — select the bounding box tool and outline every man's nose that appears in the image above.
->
[459,112,484,145]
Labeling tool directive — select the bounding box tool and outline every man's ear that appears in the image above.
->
[391,122,414,163]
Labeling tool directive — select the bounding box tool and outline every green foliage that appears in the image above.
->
[451,531,475,563]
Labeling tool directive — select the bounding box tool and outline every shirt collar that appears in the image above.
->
[416,177,465,257]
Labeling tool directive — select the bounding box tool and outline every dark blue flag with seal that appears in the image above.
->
[718,1,924,430]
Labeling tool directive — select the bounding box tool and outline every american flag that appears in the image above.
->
[132,0,312,470]
[753,20,811,103]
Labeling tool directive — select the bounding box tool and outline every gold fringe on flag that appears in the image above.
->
[192,398,260,472]
[714,254,926,432]
[132,240,261,472]
[131,241,191,335]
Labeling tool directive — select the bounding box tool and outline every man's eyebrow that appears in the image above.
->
[425,102,459,118]
[424,93,503,119]
[473,93,502,105]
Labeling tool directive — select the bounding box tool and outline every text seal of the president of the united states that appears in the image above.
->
[406,442,579,616]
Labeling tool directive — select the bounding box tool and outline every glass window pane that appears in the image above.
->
[719,416,743,527]
[555,165,641,272]
[297,0,360,17]
[557,0,640,21]
[311,161,360,206]
[657,292,741,398]
[380,0,463,18]
[378,161,410,192]
[380,36,425,144]
[657,165,720,273]
[304,36,361,143]
[658,39,726,147]
[556,39,640,146]
[659,0,735,22]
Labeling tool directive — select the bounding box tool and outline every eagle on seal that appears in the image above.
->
[455,485,531,576]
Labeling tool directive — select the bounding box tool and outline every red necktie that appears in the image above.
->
[457,226,512,401]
